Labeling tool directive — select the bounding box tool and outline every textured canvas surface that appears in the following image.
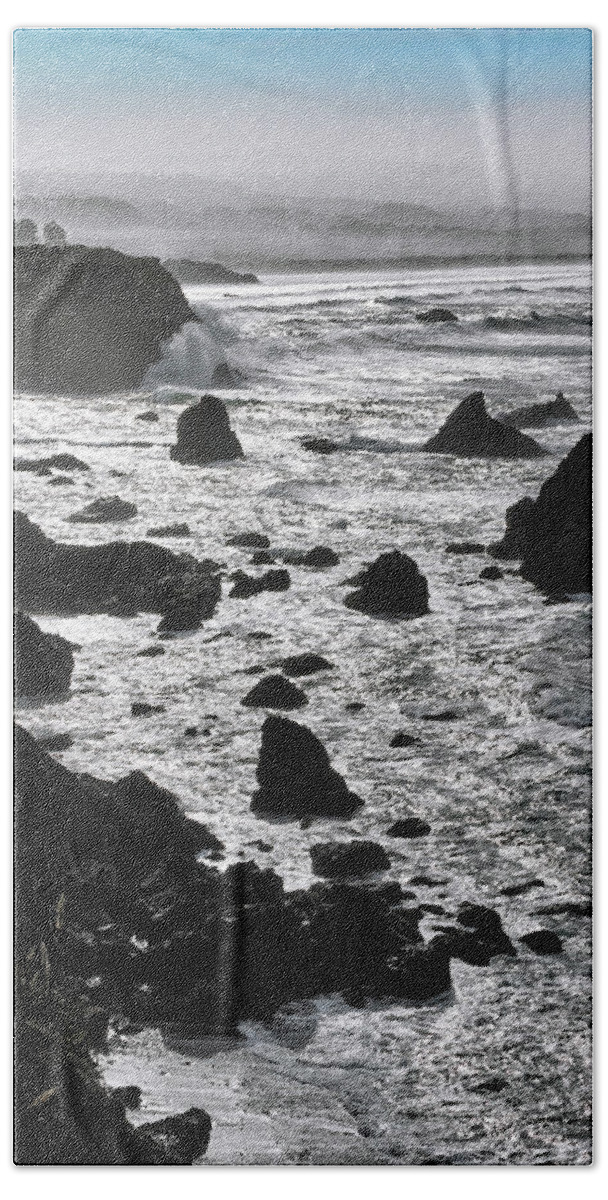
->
[13,27,592,1165]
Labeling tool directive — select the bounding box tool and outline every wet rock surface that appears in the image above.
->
[251,715,364,820]
[343,550,429,617]
[14,612,74,698]
[170,395,244,464]
[423,392,546,458]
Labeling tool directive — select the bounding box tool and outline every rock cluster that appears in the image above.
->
[423,392,546,458]
[343,550,429,617]
[170,395,244,464]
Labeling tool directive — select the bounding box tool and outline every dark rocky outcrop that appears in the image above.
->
[14,612,74,698]
[498,393,579,427]
[489,433,591,594]
[310,841,390,878]
[480,565,503,580]
[519,930,563,955]
[15,452,89,473]
[146,522,190,538]
[14,511,220,624]
[387,818,430,839]
[301,436,339,455]
[14,245,195,395]
[229,568,290,599]
[429,903,515,966]
[251,715,364,819]
[415,308,458,323]
[343,550,429,617]
[136,1109,212,1165]
[281,653,334,676]
[170,395,244,465]
[227,531,270,549]
[162,258,258,286]
[242,674,308,710]
[68,496,137,524]
[423,392,546,458]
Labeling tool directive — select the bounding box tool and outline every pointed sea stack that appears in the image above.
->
[344,550,429,617]
[170,395,244,464]
[251,715,363,819]
[490,433,591,594]
[423,392,546,458]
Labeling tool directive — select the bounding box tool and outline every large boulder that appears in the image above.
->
[14,612,74,698]
[14,510,220,623]
[170,395,244,464]
[343,550,429,617]
[14,245,195,394]
[423,392,546,458]
[498,392,579,427]
[251,715,364,819]
[242,674,308,710]
[489,433,591,594]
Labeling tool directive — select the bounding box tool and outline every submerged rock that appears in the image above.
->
[498,393,579,427]
[242,674,308,710]
[68,496,137,524]
[227,531,270,549]
[146,523,190,538]
[343,550,429,617]
[14,612,74,698]
[389,732,421,748]
[131,702,165,717]
[14,452,89,473]
[489,433,591,594]
[387,818,430,839]
[301,436,339,455]
[281,652,334,676]
[136,410,159,422]
[170,395,244,464]
[211,362,242,388]
[423,392,546,458]
[251,715,364,819]
[415,307,458,323]
[136,644,166,657]
[310,841,390,878]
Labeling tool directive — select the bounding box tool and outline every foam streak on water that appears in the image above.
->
[15,261,591,1164]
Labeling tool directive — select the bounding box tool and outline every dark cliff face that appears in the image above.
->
[14,244,196,395]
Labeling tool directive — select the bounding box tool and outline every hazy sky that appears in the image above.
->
[13,28,592,211]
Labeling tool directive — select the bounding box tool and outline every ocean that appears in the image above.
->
[14,259,592,1164]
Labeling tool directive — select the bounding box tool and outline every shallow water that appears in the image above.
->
[15,260,592,1164]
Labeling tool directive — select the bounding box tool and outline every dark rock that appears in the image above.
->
[14,612,74,698]
[15,452,90,473]
[170,394,244,464]
[345,702,365,712]
[533,901,590,917]
[281,652,334,676]
[387,818,430,839]
[146,523,190,538]
[211,362,243,388]
[453,902,516,961]
[252,840,273,852]
[136,644,166,657]
[251,715,364,819]
[310,841,390,878]
[112,1085,142,1111]
[251,549,275,564]
[68,496,137,524]
[14,245,195,395]
[302,546,340,568]
[242,674,308,710]
[248,630,273,640]
[229,568,290,599]
[446,541,485,554]
[489,434,591,595]
[423,392,546,458]
[137,1108,212,1165]
[468,1077,509,1094]
[500,879,544,897]
[48,474,75,486]
[227,531,270,549]
[37,731,73,751]
[519,930,563,955]
[131,702,165,717]
[479,565,503,580]
[415,308,458,323]
[241,664,266,675]
[162,258,258,285]
[389,732,421,748]
[411,876,447,887]
[184,726,199,737]
[421,709,459,721]
[498,393,579,428]
[136,410,159,422]
[343,550,429,617]
[301,436,339,454]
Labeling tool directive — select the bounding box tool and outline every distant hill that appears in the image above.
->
[14,193,142,228]
[162,258,258,285]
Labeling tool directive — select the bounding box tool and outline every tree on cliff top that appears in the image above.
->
[43,221,67,247]
[14,217,38,245]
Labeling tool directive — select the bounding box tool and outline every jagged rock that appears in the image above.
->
[251,715,364,819]
[281,653,334,676]
[387,818,430,839]
[162,258,258,285]
[227,531,270,549]
[136,644,166,657]
[480,565,503,580]
[170,395,244,464]
[415,308,458,323]
[14,612,74,698]
[498,393,579,427]
[310,841,390,877]
[423,392,546,458]
[242,674,307,710]
[301,436,339,454]
[229,568,290,599]
[131,702,165,717]
[489,434,591,594]
[14,245,195,395]
[68,496,137,523]
[343,550,429,617]
[14,511,220,623]
[445,541,485,554]
[15,452,89,473]
[428,902,515,966]
[136,1109,212,1165]
[520,930,563,955]
[146,523,190,538]
[136,410,159,422]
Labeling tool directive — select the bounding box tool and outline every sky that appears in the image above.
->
[13,27,592,211]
